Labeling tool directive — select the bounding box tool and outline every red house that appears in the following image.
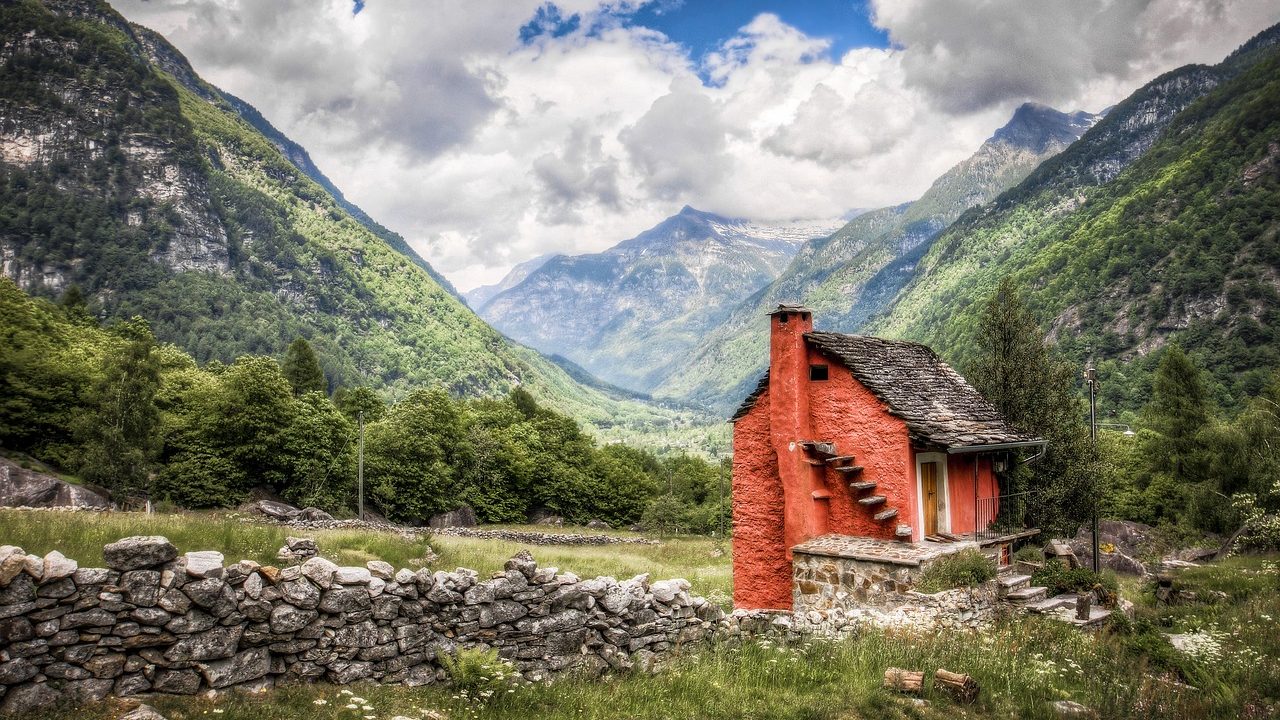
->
[730,305,1045,610]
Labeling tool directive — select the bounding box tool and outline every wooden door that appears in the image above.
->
[921,462,939,536]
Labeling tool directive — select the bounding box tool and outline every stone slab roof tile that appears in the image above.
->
[804,332,1040,448]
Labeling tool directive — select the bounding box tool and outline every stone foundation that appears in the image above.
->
[0,538,722,715]
[790,537,997,629]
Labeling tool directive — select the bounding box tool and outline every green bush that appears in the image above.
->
[916,548,996,592]
[1012,545,1044,564]
[1031,559,1120,604]
[440,647,515,695]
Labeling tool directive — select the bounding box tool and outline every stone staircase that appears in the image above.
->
[801,441,911,539]
[997,569,1112,629]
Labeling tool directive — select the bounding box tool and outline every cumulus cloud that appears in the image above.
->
[110,0,1280,290]
[871,0,1280,113]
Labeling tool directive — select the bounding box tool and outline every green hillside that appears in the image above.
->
[0,0,697,437]
[870,31,1280,411]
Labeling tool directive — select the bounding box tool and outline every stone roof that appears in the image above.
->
[729,372,769,422]
[805,332,1040,449]
[730,333,1042,450]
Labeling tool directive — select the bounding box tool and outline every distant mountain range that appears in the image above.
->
[471,207,843,390]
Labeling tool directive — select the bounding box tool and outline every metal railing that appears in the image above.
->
[976,489,1040,533]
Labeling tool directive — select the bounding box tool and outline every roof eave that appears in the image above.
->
[945,439,1048,454]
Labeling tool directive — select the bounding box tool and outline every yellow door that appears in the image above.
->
[921,462,938,536]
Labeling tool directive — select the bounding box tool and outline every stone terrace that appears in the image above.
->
[791,534,979,566]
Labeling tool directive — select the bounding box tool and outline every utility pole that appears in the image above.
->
[358,411,364,522]
[718,453,726,542]
[1085,365,1099,573]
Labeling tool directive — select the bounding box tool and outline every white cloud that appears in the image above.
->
[110,0,1280,290]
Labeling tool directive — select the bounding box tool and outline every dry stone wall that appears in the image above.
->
[0,538,723,715]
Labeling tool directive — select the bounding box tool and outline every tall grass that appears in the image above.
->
[0,510,434,569]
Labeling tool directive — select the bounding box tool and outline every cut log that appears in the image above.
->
[883,667,924,693]
[934,669,979,704]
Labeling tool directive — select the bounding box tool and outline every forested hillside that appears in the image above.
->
[871,25,1280,412]
[0,0,698,437]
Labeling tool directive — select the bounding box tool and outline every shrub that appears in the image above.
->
[440,647,515,696]
[1031,559,1120,604]
[916,548,996,592]
[1012,545,1044,564]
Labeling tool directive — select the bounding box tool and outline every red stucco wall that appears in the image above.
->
[807,351,913,541]
[946,454,999,535]
[730,387,792,609]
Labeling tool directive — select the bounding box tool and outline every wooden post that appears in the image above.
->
[883,668,924,693]
[935,669,979,703]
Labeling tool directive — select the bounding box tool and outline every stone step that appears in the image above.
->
[1005,586,1049,604]
[834,465,864,475]
[873,508,898,521]
[895,524,913,538]
[857,495,887,506]
[825,455,856,465]
[1025,597,1073,614]
[849,480,877,491]
[997,574,1032,592]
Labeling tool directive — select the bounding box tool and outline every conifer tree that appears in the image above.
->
[282,338,325,395]
[970,276,1095,534]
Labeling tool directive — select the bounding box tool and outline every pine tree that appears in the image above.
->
[970,277,1095,534]
[281,338,326,396]
[1139,344,1216,526]
[74,317,162,496]
[1145,344,1211,479]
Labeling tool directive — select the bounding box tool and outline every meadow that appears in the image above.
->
[1,510,1277,719]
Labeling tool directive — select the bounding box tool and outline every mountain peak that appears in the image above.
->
[990,102,1100,154]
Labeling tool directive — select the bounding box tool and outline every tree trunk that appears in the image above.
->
[883,668,924,693]
[935,669,980,703]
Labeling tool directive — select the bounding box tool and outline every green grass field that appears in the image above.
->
[1,510,1276,719]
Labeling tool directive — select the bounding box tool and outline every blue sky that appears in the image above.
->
[518,0,891,61]
[627,0,890,59]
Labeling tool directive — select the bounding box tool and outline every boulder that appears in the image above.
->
[428,505,477,528]
[198,647,270,688]
[367,560,395,580]
[0,682,61,715]
[300,557,338,589]
[41,550,78,581]
[104,536,178,571]
[586,519,611,530]
[164,625,243,662]
[0,457,109,509]
[334,566,372,584]
[296,507,334,522]
[251,499,300,520]
[184,551,225,579]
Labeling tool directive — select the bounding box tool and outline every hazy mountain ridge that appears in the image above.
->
[475,206,842,391]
